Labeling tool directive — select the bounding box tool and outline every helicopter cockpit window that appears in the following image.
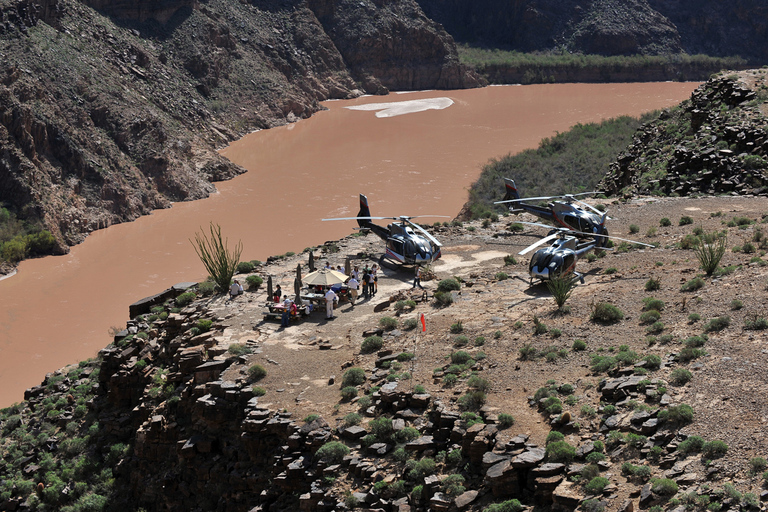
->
[562,254,576,272]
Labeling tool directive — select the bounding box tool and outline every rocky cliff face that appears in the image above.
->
[416,0,768,61]
[0,0,478,251]
[600,70,768,197]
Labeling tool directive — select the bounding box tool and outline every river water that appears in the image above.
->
[0,82,698,406]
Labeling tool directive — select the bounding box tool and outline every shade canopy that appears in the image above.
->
[302,269,348,286]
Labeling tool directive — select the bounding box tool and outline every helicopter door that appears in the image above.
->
[388,239,405,261]
[562,254,576,273]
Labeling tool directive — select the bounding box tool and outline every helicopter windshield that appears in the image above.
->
[563,214,594,233]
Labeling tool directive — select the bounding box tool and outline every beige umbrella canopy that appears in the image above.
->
[302,269,348,287]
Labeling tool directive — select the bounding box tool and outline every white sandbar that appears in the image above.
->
[345,97,454,118]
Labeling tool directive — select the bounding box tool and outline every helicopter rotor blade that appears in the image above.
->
[495,195,557,205]
[572,198,611,218]
[322,216,396,221]
[518,232,561,255]
[405,219,443,247]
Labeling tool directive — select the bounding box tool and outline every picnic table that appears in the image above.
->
[263,302,308,322]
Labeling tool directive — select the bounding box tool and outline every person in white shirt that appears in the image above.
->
[229,279,243,299]
[324,288,338,319]
[282,295,293,327]
[413,266,423,289]
[347,277,359,305]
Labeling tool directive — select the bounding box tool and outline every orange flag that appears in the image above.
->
[420,313,426,332]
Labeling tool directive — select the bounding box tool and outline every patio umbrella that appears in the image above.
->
[308,251,315,272]
[294,264,303,305]
[266,276,273,301]
[302,268,348,287]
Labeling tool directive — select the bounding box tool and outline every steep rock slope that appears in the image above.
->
[416,0,768,61]
[0,0,478,250]
[600,70,768,197]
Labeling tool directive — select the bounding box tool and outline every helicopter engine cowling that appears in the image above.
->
[529,247,577,281]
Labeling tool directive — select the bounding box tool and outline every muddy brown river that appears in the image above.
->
[0,82,699,405]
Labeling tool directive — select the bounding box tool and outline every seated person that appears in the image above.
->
[229,279,243,299]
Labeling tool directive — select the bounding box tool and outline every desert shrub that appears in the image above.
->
[443,374,458,387]
[342,367,366,387]
[681,277,705,291]
[546,440,576,463]
[407,457,436,481]
[518,344,538,360]
[658,403,693,424]
[495,271,509,280]
[402,318,419,330]
[437,278,461,292]
[236,261,255,274]
[192,223,243,293]
[434,291,454,306]
[450,320,464,334]
[397,352,415,362]
[639,310,661,324]
[379,317,398,331]
[572,339,587,351]
[703,316,730,332]
[629,224,640,234]
[395,427,421,444]
[679,216,694,226]
[483,499,524,512]
[678,346,706,362]
[590,355,616,374]
[547,275,576,309]
[175,292,196,307]
[197,281,216,296]
[586,452,605,463]
[585,476,610,494]
[642,297,665,311]
[467,375,491,393]
[498,413,515,428]
[248,364,266,381]
[504,254,517,265]
[474,336,486,346]
[591,302,624,323]
[340,384,358,400]
[361,336,383,354]
[316,441,350,464]
[245,275,263,289]
[745,316,768,330]
[545,431,565,445]
[458,390,487,411]
[646,321,665,334]
[543,396,563,415]
[677,435,705,454]
[749,457,767,474]
[227,343,253,357]
[702,440,728,458]
[694,231,727,275]
[660,218,672,227]
[580,405,596,418]
[651,478,678,497]
[252,386,266,396]
[688,313,701,322]
[604,267,618,274]
[645,277,661,291]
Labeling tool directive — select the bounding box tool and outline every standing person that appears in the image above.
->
[347,276,359,306]
[324,287,338,319]
[273,284,282,303]
[361,269,370,299]
[352,265,360,281]
[371,264,379,295]
[366,271,375,297]
[413,265,423,289]
[281,295,292,327]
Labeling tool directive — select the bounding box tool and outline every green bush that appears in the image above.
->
[340,386,358,400]
[394,427,421,443]
[572,339,587,351]
[248,364,267,381]
[379,317,398,331]
[745,316,768,330]
[545,431,564,445]
[175,291,196,307]
[677,435,705,454]
[658,403,693,424]
[671,367,693,386]
[437,278,461,292]
[585,452,605,463]
[590,355,616,374]
[316,441,350,463]
[703,316,730,332]
[639,310,661,324]
[407,457,436,481]
[361,336,383,354]
[585,476,610,494]
[450,320,464,333]
[498,413,515,429]
[660,218,671,227]
[402,318,419,330]
[434,290,454,306]
[483,499,524,512]
[547,275,576,309]
[245,275,263,289]
[341,367,366,387]
[702,440,728,458]
[228,343,253,357]
[451,350,472,365]
[458,390,487,411]
[651,478,678,496]
[591,302,624,323]
[545,440,575,463]
[518,344,538,360]
[495,271,509,280]
[645,277,661,291]
[679,216,694,226]
[643,354,661,370]
[694,231,727,275]
[642,297,665,311]
[252,386,266,396]
[236,261,255,274]
[681,277,705,292]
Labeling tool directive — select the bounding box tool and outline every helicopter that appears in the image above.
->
[518,222,654,285]
[495,178,611,247]
[322,194,448,266]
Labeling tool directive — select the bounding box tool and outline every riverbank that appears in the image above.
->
[3,194,768,511]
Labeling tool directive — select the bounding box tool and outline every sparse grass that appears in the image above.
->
[681,277,705,292]
[591,302,624,324]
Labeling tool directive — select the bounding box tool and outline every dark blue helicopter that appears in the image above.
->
[323,195,447,266]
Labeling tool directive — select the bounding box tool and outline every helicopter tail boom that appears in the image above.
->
[357,194,391,241]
